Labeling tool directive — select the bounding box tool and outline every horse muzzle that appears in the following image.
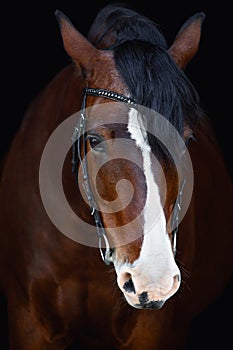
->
[117,270,181,310]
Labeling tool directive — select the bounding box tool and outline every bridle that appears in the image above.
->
[72,88,135,265]
[72,87,185,265]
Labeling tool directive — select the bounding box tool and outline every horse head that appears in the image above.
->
[55,9,204,309]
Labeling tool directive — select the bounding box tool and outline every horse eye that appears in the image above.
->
[86,135,104,152]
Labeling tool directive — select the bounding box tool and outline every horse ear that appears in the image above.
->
[168,12,205,69]
[55,10,100,72]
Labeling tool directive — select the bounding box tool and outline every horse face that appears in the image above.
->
[85,102,181,309]
[56,9,204,309]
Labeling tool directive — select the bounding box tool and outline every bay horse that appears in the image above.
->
[0,3,233,350]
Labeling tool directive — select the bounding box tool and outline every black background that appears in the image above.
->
[1,1,232,349]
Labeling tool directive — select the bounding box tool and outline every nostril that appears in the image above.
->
[158,273,181,298]
[174,273,181,290]
[123,276,136,294]
[174,273,181,285]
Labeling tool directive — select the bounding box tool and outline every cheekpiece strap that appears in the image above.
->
[83,87,136,105]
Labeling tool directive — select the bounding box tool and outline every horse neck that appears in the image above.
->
[1,63,87,219]
[0,64,97,268]
[22,65,83,136]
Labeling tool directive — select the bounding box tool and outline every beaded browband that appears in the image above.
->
[83,87,136,105]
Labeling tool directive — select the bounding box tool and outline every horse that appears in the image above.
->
[0,3,233,350]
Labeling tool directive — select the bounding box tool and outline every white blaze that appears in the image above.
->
[118,107,180,297]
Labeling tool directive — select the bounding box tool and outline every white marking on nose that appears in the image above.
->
[127,107,165,239]
[118,108,180,300]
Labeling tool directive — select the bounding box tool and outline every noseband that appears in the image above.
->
[72,87,184,264]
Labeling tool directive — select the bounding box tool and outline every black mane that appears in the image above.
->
[88,3,203,135]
